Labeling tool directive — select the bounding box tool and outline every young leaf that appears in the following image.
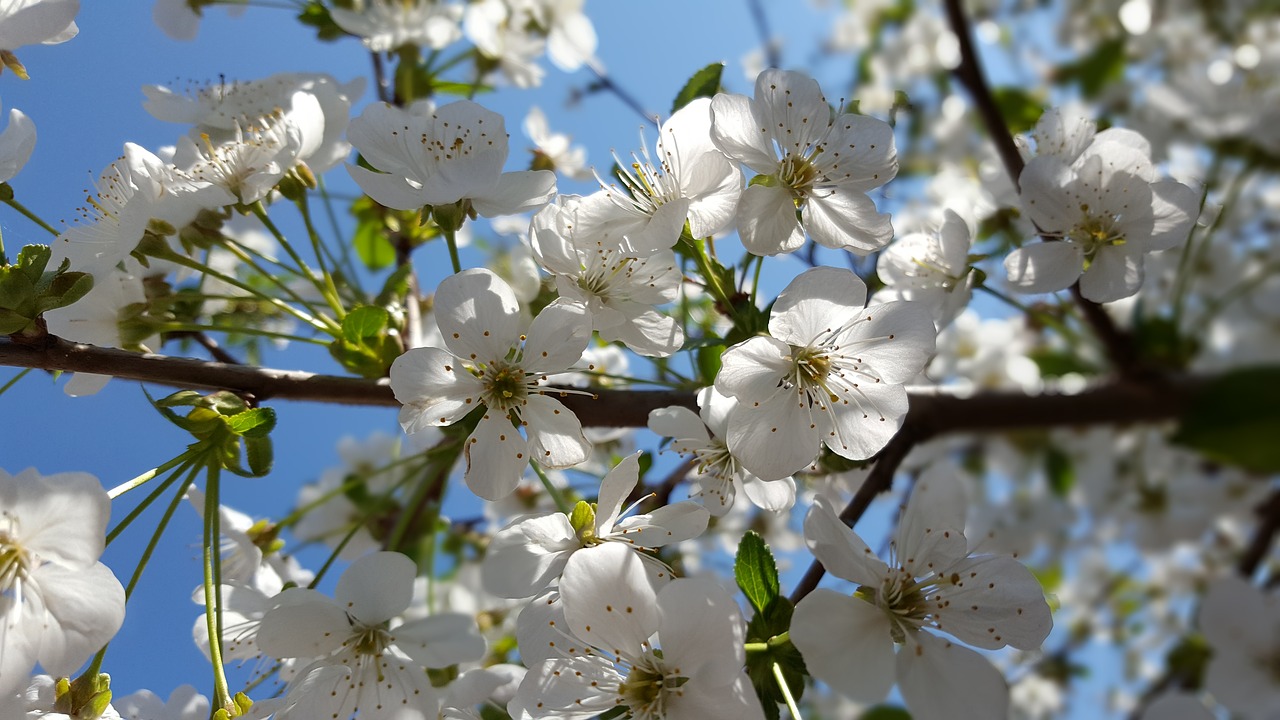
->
[735,530,780,615]
[1171,366,1280,473]
[671,62,724,114]
[343,305,390,344]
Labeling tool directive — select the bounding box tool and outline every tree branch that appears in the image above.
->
[0,335,1201,429]
[1238,488,1280,578]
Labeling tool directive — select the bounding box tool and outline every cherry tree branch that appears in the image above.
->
[942,0,1140,376]
[1238,488,1280,578]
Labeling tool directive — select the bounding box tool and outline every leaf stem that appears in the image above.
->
[772,661,802,719]
[532,462,571,515]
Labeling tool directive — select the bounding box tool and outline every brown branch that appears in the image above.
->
[0,336,1203,429]
[943,0,1140,376]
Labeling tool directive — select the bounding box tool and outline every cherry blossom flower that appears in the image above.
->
[0,102,35,183]
[390,268,592,500]
[524,106,590,180]
[481,451,707,599]
[114,685,209,720]
[330,0,463,53]
[574,97,742,255]
[791,469,1052,720]
[875,209,975,330]
[143,73,363,174]
[2,674,120,720]
[528,198,685,356]
[647,387,795,516]
[710,68,898,256]
[346,99,555,218]
[0,469,125,696]
[256,552,485,720]
[510,543,764,720]
[1005,116,1200,303]
[1198,575,1280,719]
[464,0,547,89]
[715,266,936,481]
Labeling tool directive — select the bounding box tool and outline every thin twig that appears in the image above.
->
[1238,488,1280,578]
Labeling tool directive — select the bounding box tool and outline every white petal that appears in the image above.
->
[727,387,819,481]
[596,451,643,535]
[803,188,894,254]
[736,182,805,256]
[657,578,745,688]
[709,93,778,174]
[390,347,484,434]
[834,299,937,385]
[930,555,1052,651]
[391,613,486,668]
[1144,180,1199,252]
[600,305,684,357]
[665,673,766,720]
[5,470,108,568]
[514,588,587,665]
[346,163,429,211]
[523,394,591,470]
[470,170,556,217]
[0,108,36,183]
[895,464,968,577]
[559,543,660,658]
[29,562,125,676]
[521,299,590,374]
[1018,157,1078,233]
[482,514,578,599]
[336,551,414,624]
[791,589,895,703]
[755,69,831,153]
[741,475,796,513]
[511,656,621,720]
[825,381,909,461]
[256,590,350,660]
[897,632,1010,720]
[1004,242,1084,294]
[609,501,709,547]
[436,268,522,363]
[463,411,529,500]
[803,495,888,586]
[715,336,792,400]
[1079,246,1143,303]
[769,266,868,346]
[647,405,712,445]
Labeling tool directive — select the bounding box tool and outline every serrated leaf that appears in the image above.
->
[0,266,35,311]
[1171,366,1280,473]
[735,530,780,615]
[671,62,724,114]
[343,305,390,343]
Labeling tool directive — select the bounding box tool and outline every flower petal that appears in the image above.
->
[803,494,888,586]
[791,589,895,703]
[769,266,867,346]
[392,613,486,668]
[930,555,1052,651]
[523,394,591,470]
[336,551,414,625]
[464,411,529,500]
[897,632,1010,720]
[736,182,805,256]
[559,543,660,659]
[803,187,894,254]
[482,513,578,599]
[436,268,522,363]
[1004,242,1084,295]
[390,347,484,435]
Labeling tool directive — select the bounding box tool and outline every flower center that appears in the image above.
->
[0,528,32,601]
[352,625,392,657]
[857,570,932,644]
[618,657,688,719]
[480,360,529,412]
[1070,208,1126,266]
[777,152,821,201]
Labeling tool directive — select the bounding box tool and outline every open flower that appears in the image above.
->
[346,99,555,218]
[510,543,764,720]
[710,68,898,256]
[0,468,125,696]
[390,268,592,500]
[256,552,485,720]
[791,468,1053,720]
[482,451,707,599]
[715,266,935,481]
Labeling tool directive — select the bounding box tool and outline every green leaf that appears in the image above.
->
[297,0,345,41]
[244,436,274,477]
[671,62,724,114]
[735,530,780,615]
[0,308,32,335]
[1027,348,1099,378]
[1171,366,1280,473]
[343,305,390,344]
[991,87,1044,134]
[1044,447,1075,497]
[375,263,414,306]
[35,272,93,314]
[353,221,396,270]
[225,407,277,438]
[15,244,52,281]
[0,266,35,311]
[1054,37,1126,98]
[696,345,724,386]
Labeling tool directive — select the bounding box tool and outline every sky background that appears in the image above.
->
[0,1,1123,715]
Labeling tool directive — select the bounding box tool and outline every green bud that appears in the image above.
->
[0,182,13,202]
[147,218,178,237]
[568,500,596,541]
[430,201,468,233]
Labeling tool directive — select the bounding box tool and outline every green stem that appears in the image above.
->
[976,283,1080,344]
[744,631,792,653]
[202,462,233,710]
[251,202,346,318]
[685,232,738,318]
[531,462,571,515]
[106,458,196,545]
[772,661,803,719]
[307,523,364,589]
[0,368,30,397]
[158,322,329,347]
[2,195,58,236]
[295,194,353,307]
[443,228,463,274]
[316,178,360,285]
[108,451,197,499]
